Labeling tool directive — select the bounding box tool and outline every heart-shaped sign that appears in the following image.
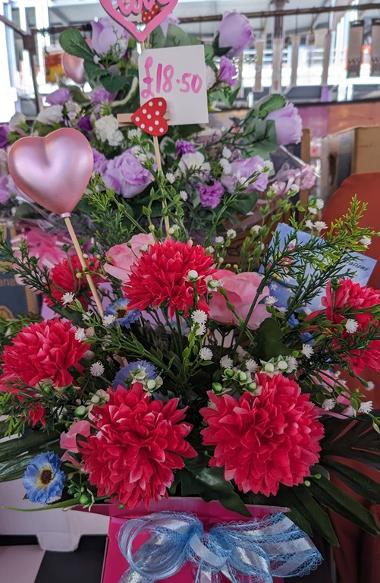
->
[8,128,94,216]
[131,97,168,137]
[99,0,178,43]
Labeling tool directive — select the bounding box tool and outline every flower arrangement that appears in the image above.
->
[0,12,310,241]
[0,186,379,550]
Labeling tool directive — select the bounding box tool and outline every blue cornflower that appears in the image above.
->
[23,452,65,504]
[113,360,157,388]
[301,332,314,344]
[288,314,299,329]
[105,298,140,328]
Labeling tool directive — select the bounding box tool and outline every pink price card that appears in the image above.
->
[138,45,209,126]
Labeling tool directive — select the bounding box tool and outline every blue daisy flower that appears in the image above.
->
[113,360,157,388]
[23,452,65,505]
[105,298,140,328]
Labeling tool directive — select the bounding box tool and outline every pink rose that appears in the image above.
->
[60,420,91,454]
[209,269,269,330]
[104,233,154,282]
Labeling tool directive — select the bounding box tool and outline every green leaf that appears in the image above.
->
[310,476,380,535]
[3,498,78,512]
[101,74,130,93]
[292,486,339,545]
[255,318,291,360]
[0,431,58,462]
[324,459,380,504]
[165,25,200,47]
[256,94,287,119]
[321,417,380,470]
[68,86,90,104]
[180,465,250,516]
[230,190,257,215]
[59,29,93,60]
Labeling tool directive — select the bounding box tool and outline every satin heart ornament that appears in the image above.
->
[99,0,178,43]
[62,53,85,84]
[131,97,168,137]
[8,128,94,215]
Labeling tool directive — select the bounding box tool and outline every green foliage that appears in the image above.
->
[59,29,93,60]
[255,318,291,360]
[85,180,145,246]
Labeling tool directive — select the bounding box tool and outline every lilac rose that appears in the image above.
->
[103,150,153,198]
[46,88,71,105]
[267,103,303,145]
[91,17,129,58]
[222,156,269,193]
[0,125,9,149]
[218,11,254,57]
[91,87,114,104]
[92,148,108,174]
[219,56,238,86]
[198,181,225,209]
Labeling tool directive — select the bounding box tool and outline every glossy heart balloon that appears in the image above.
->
[62,52,85,84]
[100,0,178,43]
[8,128,94,215]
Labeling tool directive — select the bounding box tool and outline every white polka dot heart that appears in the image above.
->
[131,97,168,138]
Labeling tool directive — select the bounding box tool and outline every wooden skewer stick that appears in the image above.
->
[63,215,104,317]
[152,135,171,236]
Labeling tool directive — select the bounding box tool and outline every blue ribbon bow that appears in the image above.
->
[118,511,322,582]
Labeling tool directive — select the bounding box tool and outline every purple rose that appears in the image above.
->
[92,148,108,174]
[222,156,269,193]
[78,115,93,133]
[0,125,9,149]
[218,11,254,57]
[267,103,303,145]
[91,17,129,57]
[219,56,237,86]
[103,150,153,198]
[198,181,224,209]
[91,87,114,104]
[46,88,71,105]
[176,140,196,156]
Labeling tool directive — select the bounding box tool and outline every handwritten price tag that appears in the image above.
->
[138,45,209,126]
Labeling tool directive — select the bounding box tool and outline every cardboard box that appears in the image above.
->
[321,126,380,199]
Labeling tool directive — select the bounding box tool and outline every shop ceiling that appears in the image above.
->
[47,0,380,39]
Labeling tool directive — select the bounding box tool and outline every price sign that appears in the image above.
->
[138,45,209,126]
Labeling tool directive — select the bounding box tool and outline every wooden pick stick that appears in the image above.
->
[63,215,104,317]
[152,135,170,236]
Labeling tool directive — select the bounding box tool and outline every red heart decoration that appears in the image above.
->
[142,3,160,23]
[131,97,168,137]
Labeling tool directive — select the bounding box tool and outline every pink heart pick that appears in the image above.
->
[8,128,94,216]
[99,0,178,43]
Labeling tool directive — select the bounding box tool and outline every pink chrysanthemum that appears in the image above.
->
[201,373,324,497]
[80,384,197,507]
[123,239,215,315]
[1,319,87,388]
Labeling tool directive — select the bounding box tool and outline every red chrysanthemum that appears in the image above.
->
[321,279,380,328]
[201,373,324,497]
[123,240,215,315]
[317,279,380,373]
[48,255,102,306]
[80,384,197,507]
[1,319,88,388]
[27,403,46,427]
